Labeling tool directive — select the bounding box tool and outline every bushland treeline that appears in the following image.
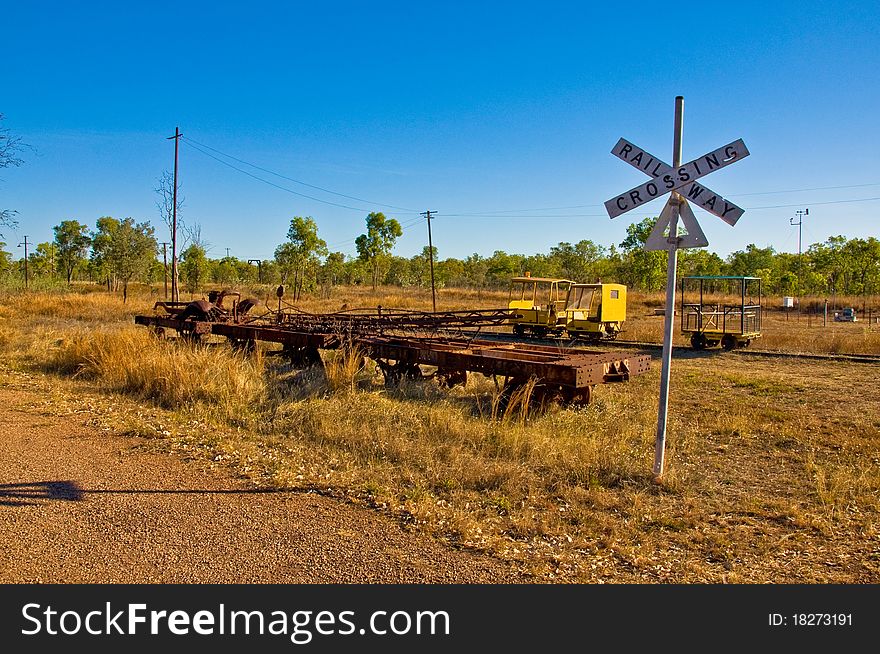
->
[2,214,878,298]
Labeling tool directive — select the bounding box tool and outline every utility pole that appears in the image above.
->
[421,210,437,311]
[225,247,231,259]
[18,235,29,289]
[160,242,169,299]
[790,208,808,307]
[167,126,183,302]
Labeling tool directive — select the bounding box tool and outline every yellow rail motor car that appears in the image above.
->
[507,275,573,337]
[507,276,627,340]
[563,283,627,341]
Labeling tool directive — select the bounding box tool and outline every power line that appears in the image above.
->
[448,195,880,217]
[744,196,880,210]
[182,136,420,213]
[730,181,880,197]
[183,138,428,253]
[443,196,880,217]
[178,136,880,257]
[447,203,604,215]
[182,137,880,218]
[324,215,425,250]
[183,139,387,213]
[441,212,608,218]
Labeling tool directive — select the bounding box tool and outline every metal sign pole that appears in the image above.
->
[653,95,684,478]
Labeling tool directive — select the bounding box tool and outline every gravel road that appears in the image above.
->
[0,384,524,583]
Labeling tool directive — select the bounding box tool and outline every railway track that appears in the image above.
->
[451,330,880,364]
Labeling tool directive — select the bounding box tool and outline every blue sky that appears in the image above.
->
[3,1,878,261]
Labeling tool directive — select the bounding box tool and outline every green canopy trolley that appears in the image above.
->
[680,276,762,350]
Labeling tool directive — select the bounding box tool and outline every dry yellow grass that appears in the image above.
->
[1,286,878,582]
[46,328,267,423]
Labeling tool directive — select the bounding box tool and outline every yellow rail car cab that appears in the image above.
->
[507,276,573,337]
[563,283,627,340]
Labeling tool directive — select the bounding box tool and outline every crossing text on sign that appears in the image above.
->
[604,138,749,222]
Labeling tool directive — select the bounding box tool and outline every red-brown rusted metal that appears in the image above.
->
[134,302,650,408]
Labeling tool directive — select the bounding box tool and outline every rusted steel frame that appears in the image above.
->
[272,308,515,331]
[133,316,650,388]
[364,340,581,386]
[151,301,191,317]
[357,336,650,388]
[135,314,205,332]
[210,323,338,348]
[367,336,627,366]
[366,337,570,364]
[464,337,601,355]
[134,315,337,348]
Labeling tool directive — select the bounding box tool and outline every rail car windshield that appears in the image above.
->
[508,277,572,310]
[565,284,601,317]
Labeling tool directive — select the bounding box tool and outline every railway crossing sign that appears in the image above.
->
[604,96,750,478]
[605,134,749,250]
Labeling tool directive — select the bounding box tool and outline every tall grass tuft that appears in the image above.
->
[47,328,267,421]
[323,345,369,394]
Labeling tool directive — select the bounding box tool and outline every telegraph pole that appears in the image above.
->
[18,235,29,289]
[421,210,437,311]
[160,242,169,299]
[167,126,182,302]
[790,208,808,306]
[226,247,231,259]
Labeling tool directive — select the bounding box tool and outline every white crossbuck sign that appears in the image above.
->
[604,137,750,250]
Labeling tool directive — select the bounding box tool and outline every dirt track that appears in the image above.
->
[0,380,523,583]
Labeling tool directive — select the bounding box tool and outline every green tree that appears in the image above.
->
[321,251,346,288]
[108,218,157,302]
[29,242,58,278]
[385,255,417,287]
[410,246,439,288]
[549,240,606,281]
[725,244,776,277]
[462,253,489,290]
[90,216,121,290]
[618,217,666,290]
[53,220,91,284]
[89,217,157,300]
[212,256,241,286]
[0,241,12,276]
[486,250,525,286]
[234,259,259,284]
[275,216,327,300]
[258,259,279,285]
[843,237,880,301]
[355,212,402,290]
[807,236,847,296]
[679,249,724,278]
[437,257,464,288]
[342,257,370,286]
[180,244,209,294]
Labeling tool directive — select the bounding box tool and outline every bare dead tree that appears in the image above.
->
[1,114,26,236]
[155,170,187,297]
[155,170,185,241]
[182,220,209,251]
